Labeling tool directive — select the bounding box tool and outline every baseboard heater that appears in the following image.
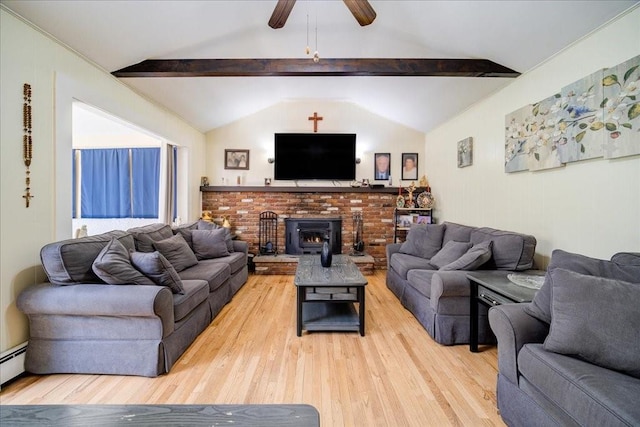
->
[0,342,27,387]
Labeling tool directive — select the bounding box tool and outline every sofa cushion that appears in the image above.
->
[130,251,185,294]
[172,220,199,249]
[611,252,640,266]
[127,223,174,252]
[179,259,230,293]
[525,249,640,324]
[429,241,473,269]
[390,253,435,279]
[470,227,536,271]
[440,240,493,271]
[406,269,439,299]
[172,279,210,322]
[518,343,640,426]
[442,222,475,246]
[40,230,135,286]
[543,268,640,378]
[399,223,446,259]
[152,234,199,273]
[192,229,230,260]
[198,252,247,275]
[92,238,155,286]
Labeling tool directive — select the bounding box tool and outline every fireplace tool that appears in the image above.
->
[352,212,365,256]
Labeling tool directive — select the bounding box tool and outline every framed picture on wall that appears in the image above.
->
[374,153,391,180]
[457,137,473,168]
[401,153,418,180]
[224,149,250,170]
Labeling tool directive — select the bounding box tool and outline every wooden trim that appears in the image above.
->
[200,186,405,194]
[113,58,520,78]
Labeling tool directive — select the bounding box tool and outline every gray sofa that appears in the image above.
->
[17,221,248,377]
[488,249,640,426]
[386,221,536,345]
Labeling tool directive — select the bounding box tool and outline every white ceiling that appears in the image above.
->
[3,0,638,134]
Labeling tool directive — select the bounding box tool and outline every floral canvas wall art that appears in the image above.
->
[526,94,565,171]
[558,69,605,163]
[504,54,639,172]
[505,104,533,172]
[602,54,640,159]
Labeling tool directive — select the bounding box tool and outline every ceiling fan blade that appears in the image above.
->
[343,0,377,26]
[268,0,296,29]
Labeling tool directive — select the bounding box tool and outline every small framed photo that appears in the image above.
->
[225,149,250,170]
[457,137,473,168]
[397,215,414,228]
[200,176,209,187]
[374,153,391,180]
[401,153,418,181]
[417,215,432,224]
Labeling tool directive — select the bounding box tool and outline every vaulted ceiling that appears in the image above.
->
[3,0,637,133]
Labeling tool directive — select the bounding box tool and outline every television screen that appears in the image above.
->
[274,133,357,180]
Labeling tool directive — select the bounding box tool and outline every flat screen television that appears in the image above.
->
[274,133,357,180]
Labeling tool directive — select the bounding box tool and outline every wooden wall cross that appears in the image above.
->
[308,112,323,133]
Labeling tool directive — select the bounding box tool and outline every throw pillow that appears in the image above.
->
[543,268,640,379]
[399,223,446,259]
[92,238,155,286]
[525,249,640,324]
[172,220,199,250]
[130,251,185,294]
[440,240,493,271]
[152,233,198,272]
[192,228,230,260]
[429,240,473,269]
[197,220,234,252]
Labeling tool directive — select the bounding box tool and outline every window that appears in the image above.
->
[74,148,160,219]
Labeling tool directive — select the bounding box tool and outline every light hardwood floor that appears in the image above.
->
[0,271,505,426]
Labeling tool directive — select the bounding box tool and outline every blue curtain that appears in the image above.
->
[81,149,131,218]
[72,150,77,218]
[131,148,160,218]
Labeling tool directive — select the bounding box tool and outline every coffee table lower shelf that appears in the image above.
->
[302,302,360,333]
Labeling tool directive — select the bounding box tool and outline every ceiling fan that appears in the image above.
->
[268,0,377,29]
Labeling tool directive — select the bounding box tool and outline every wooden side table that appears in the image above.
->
[467,270,545,352]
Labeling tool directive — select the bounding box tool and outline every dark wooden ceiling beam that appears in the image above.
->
[112,58,520,78]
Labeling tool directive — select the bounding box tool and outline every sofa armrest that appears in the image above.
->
[232,240,248,255]
[488,303,549,384]
[17,283,175,336]
[386,244,402,269]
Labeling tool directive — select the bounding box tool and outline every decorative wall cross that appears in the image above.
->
[308,112,323,133]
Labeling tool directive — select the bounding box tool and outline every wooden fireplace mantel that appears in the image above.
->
[200,186,402,194]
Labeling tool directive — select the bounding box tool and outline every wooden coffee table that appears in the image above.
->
[294,255,368,336]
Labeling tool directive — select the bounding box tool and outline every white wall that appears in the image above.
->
[0,7,206,353]
[205,100,426,187]
[425,7,640,266]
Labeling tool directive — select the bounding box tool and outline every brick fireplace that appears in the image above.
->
[200,186,402,269]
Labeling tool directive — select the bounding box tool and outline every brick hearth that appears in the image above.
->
[201,186,402,270]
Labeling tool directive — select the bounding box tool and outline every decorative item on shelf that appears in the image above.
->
[350,180,362,188]
[201,211,214,222]
[417,191,435,209]
[200,176,209,187]
[404,182,417,208]
[352,212,365,256]
[361,178,369,187]
[320,238,332,267]
[222,215,232,228]
[264,178,272,186]
[22,83,33,207]
[419,175,429,188]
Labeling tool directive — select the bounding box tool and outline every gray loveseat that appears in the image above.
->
[386,221,536,345]
[488,249,640,426]
[18,221,248,377]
